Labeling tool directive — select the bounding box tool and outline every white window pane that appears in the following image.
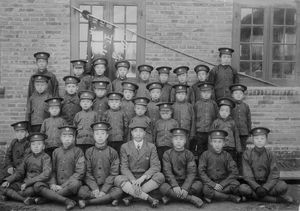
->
[92,6,104,19]
[80,42,88,59]
[114,6,125,23]
[91,30,103,42]
[126,25,137,41]
[114,24,125,41]
[126,43,136,60]
[126,6,137,23]
[80,23,88,41]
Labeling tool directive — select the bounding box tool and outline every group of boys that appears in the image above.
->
[0,48,295,209]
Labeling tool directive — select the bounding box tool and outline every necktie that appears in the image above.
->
[137,144,141,151]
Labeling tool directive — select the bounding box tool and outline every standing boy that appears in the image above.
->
[121,81,139,121]
[156,66,172,102]
[70,59,92,92]
[146,81,163,125]
[90,57,112,92]
[160,128,203,208]
[92,79,110,118]
[136,64,153,98]
[192,64,210,102]
[112,60,130,92]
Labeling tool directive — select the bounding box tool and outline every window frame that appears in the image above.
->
[232,0,300,86]
[70,0,146,76]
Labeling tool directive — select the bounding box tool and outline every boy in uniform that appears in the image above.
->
[1,121,30,182]
[89,57,112,92]
[153,102,179,161]
[41,97,67,156]
[193,82,218,156]
[115,121,165,208]
[239,127,294,203]
[121,81,139,121]
[73,90,98,153]
[78,121,123,208]
[27,52,59,98]
[136,64,153,98]
[156,66,172,102]
[112,60,130,92]
[170,66,195,104]
[160,128,203,208]
[198,129,241,203]
[49,125,85,199]
[1,133,52,206]
[70,59,92,92]
[172,84,195,149]
[146,81,163,125]
[102,92,129,153]
[61,76,81,125]
[26,74,52,132]
[208,48,239,100]
[192,64,211,102]
[92,79,110,118]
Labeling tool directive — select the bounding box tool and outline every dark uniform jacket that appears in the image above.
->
[198,149,239,188]
[102,108,129,142]
[208,65,239,100]
[78,74,93,92]
[73,110,98,145]
[40,117,67,149]
[232,101,251,136]
[211,116,242,152]
[128,115,153,143]
[88,75,112,93]
[163,149,197,191]
[112,77,127,93]
[121,99,135,121]
[136,79,150,99]
[27,69,59,98]
[5,152,52,186]
[242,147,280,191]
[172,101,195,137]
[61,93,81,125]
[93,96,109,119]
[50,146,85,186]
[4,138,30,170]
[25,91,52,126]
[154,119,179,147]
[194,98,218,133]
[147,100,160,125]
[160,83,172,102]
[85,146,119,193]
[170,83,195,104]
[120,141,161,180]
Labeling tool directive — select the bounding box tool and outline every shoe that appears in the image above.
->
[161,196,171,205]
[78,200,86,209]
[34,197,47,204]
[186,195,204,208]
[24,197,35,205]
[203,197,211,203]
[65,199,76,210]
[0,195,7,201]
[147,196,159,208]
[122,196,133,206]
[111,199,119,206]
[228,194,241,203]
[278,195,295,204]
[241,196,247,202]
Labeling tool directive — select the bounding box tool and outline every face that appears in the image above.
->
[15,129,27,140]
[31,141,45,154]
[123,89,134,100]
[253,134,267,148]
[200,90,212,100]
[118,67,128,79]
[176,92,187,102]
[139,71,150,81]
[94,64,106,76]
[60,133,74,149]
[159,73,169,84]
[172,135,186,150]
[150,89,161,101]
[93,130,109,145]
[36,59,48,71]
[134,104,147,116]
[220,54,232,65]
[197,71,208,82]
[94,88,107,98]
[80,99,93,110]
[131,127,145,142]
[73,66,84,77]
[34,81,48,94]
[160,110,172,120]
[232,90,244,101]
[210,138,225,153]
[49,106,60,117]
[178,73,187,84]
[219,105,230,119]
[108,99,121,110]
[65,83,78,95]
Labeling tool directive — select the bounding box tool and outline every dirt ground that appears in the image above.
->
[0,185,299,211]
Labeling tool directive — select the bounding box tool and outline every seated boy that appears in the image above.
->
[115,121,165,208]
[160,128,203,208]
[239,127,294,203]
[198,129,241,203]
[78,121,123,208]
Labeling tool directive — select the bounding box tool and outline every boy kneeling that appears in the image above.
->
[160,128,203,208]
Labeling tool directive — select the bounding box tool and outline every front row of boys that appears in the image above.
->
[1,118,294,209]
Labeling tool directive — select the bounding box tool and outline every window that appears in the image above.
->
[71,0,145,77]
[232,1,300,86]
